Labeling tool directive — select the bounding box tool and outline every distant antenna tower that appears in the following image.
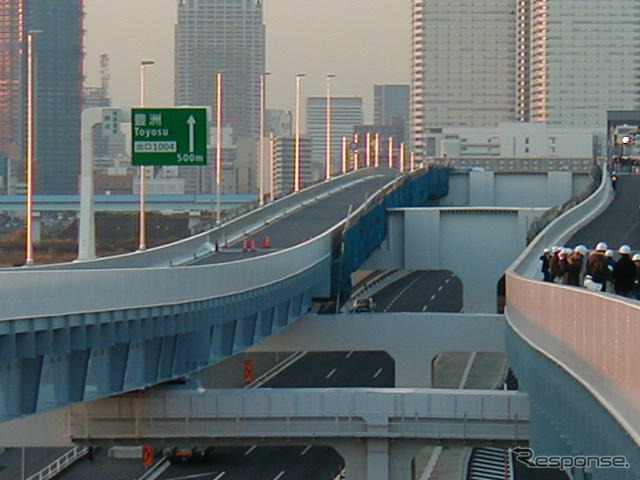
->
[100,54,110,97]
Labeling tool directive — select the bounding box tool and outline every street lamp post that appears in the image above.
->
[259,72,270,205]
[138,59,154,251]
[216,72,223,224]
[294,73,306,192]
[341,136,348,174]
[326,74,335,180]
[25,30,42,266]
[269,132,275,202]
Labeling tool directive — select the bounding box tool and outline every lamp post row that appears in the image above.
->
[24,62,414,264]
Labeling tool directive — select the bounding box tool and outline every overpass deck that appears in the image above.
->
[68,388,530,445]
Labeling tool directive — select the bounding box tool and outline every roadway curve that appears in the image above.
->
[568,175,640,248]
[193,169,399,264]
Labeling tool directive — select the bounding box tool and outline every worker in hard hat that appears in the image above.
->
[604,249,615,292]
[563,245,587,286]
[613,245,636,297]
[549,246,564,283]
[586,242,609,292]
[540,248,552,282]
[632,253,640,298]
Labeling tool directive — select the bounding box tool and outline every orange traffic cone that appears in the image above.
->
[261,236,272,249]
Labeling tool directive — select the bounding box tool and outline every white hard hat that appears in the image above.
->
[619,244,632,255]
[633,253,640,262]
[551,246,561,253]
[595,242,608,252]
[574,245,587,256]
[543,248,551,254]
[563,247,573,255]
[605,249,614,258]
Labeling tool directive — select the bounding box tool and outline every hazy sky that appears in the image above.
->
[84,0,410,123]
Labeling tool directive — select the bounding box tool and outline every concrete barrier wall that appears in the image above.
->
[505,164,640,466]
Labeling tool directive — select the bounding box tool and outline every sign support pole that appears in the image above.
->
[138,60,154,251]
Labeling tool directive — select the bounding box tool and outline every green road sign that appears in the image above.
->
[131,107,208,166]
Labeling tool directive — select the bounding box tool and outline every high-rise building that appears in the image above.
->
[0,0,83,194]
[306,97,363,175]
[374,85,409,131]
[522,0,640,126]
[175,0,264,194]
[410,0,517,158]
[272,136,311,198]
[175,0,265,142]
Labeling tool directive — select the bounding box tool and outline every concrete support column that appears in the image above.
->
[188,210,202,232]
[32,210,41,245]
[389,440,427,480]
[367,439,390,480]
[331,439,424,480]
[329,439,368,480]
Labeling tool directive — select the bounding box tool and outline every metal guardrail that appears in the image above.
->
[25,446,89,480]
[427,157,596,173]
[68,388,530,443]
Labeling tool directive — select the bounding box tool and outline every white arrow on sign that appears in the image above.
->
[187,115,196,153]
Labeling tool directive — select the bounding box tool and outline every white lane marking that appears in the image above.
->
[383,274,423,312]
[421,305,429,311]
[326,368,337,379]
[373,368,383,378]
[437,285,443,292]
[430,294,436,301]
[458,352,477,389]
[170,473,225,480]
[300,444,312,456]
[244,445,256,456]
[419,447,442,480]
[345,351,354,359]
[273,471,286,480]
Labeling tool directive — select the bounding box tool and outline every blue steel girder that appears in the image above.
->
[0,257,330,420]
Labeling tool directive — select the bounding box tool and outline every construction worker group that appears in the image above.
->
[540,242,640,297]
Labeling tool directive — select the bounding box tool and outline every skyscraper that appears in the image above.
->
[0,0,83,194]
[175,0,265,142]
[410,0,518,158]
[522,0,640,126]
[306,97,363,175]
[374,85,409,126]
[175,0,265,193]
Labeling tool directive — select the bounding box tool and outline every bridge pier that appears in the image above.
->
[249,313,505,387]
[32,210,41,244]
[188,209,202,233]
[331,439,428,480]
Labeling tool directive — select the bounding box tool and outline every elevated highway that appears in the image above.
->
[2,158,634,479]
[506,171,640,478]
[0,166,449,421]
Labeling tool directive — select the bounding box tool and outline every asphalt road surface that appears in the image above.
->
[568,174,640,249]
[194,170,399,265]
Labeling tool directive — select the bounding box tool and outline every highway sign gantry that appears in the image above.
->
[131,107,208,166]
